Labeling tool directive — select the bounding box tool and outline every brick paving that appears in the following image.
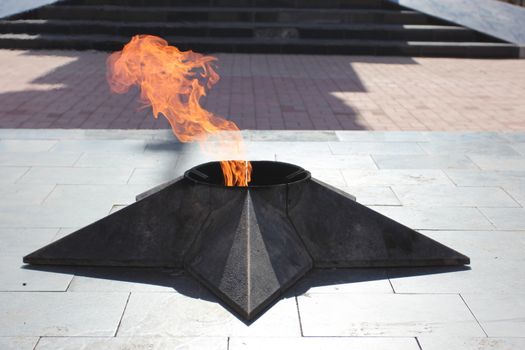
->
[1,49,524,131]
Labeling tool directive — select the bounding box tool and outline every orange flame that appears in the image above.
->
[106,35,251,186]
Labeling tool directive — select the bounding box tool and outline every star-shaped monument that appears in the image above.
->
[24,161,469,320]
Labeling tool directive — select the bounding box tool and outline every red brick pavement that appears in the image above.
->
[1,49,524,131]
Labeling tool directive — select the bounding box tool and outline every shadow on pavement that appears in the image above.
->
[22,263,470,324]
[0,50,419,130]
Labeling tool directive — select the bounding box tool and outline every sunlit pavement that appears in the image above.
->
[0,129,524,349]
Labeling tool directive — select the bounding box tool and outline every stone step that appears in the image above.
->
[0,33,518,58]
[0,19,493,42]
[29,6,435,25]
[65,0,390,9]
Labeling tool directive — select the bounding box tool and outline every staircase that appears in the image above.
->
[0,0,520,57]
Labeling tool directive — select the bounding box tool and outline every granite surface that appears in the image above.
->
[388,0,525,47]
[0,0,57,19]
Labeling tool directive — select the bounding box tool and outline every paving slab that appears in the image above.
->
[446,170,525,187]
[480,208,525,230]
[67,270,199,293]
[0,130,168,141]
[468,155,525,171]
[503,133,525,143]
[462,293,525,337]
[502,184,525,206]
[43,184,152,209]
[50,140,146,154]
[291,268,393,295]
[336,131,429,142]
[342,169,453,187]
[84,129,173,140]
[0,129,86,140]
[0,184,55,206]
[421,230,525,261]
[307,169,347,188]
[0,166,29,184]
[329,142,425,155]
[52,227,80,241]
[17,167,134,185]
[0,152,81,167]
[511,143,525,155]
[419,141,520,156]
[0,337,39,350]
[388,260,525,294]
[418,337,525,350]
[391,185,519,207]
[371,206,493,230]
[339,186,401,206]
[0,257,72,291]
[35,336,227,350]
[247,142,333,156]
[250,130,338,142]
[229,336,420,350]
[0,228,58,257]
[127,168,179,185]
[0,140,57,152]
[0,203,109,228]
[143,140,201,155]
[0,292,129,336]
[275,154,377,170]
[117,293,300,337]
[74,152,178,169]
[373,154,479,170]
[423,132,510,144]
[298,293,484,337]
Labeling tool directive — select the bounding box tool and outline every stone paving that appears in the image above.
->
[1,49,525,131]
[1,129,525,349]
[391,0,525,46]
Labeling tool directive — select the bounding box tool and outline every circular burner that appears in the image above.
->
[184,161,310,187]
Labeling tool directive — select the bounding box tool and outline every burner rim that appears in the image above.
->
[184,160,311,187]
